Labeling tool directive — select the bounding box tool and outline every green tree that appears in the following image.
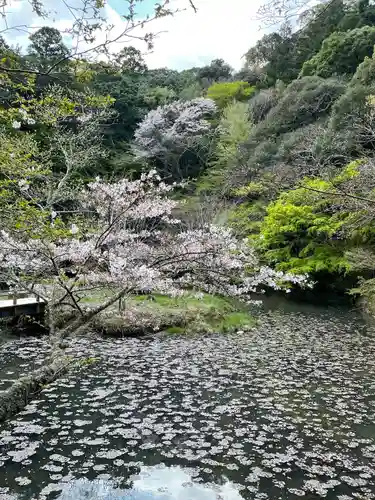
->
[197,59,233,85]
[27,27,68,71]
[338,0,375,30]
[91,71,147,145]
[244,0,375,86]
[300,26,375,78]
[253,178,352,275]
[244,31,297,85]
[197,101,252,196]
[114,46,147,73]
[142,86,176,108]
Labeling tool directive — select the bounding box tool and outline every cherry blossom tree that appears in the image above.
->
[0,171,310,422]
[133,98,218,181]
[0,170,309,338]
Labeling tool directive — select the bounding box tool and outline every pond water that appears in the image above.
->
[1,300,375,499]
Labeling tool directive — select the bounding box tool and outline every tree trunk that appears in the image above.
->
[0,347,72,423]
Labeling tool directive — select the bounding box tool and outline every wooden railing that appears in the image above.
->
[7,292,42,305]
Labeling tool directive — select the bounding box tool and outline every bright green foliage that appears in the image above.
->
[0,132,48,230]
[206,81,255,109]
[227,180,270,237]
[234,181,268,198]
[197,101,251,196]
[228,200,268,237]
[254,179,352,275]
[0,132,46,179]
[300,27,375,78]
[334,159,362,183]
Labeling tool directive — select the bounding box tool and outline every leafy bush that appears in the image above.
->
[300,26,375,78]
[248,88,280,124]
[328,59,375,154]
[253,179,352,275]
[350,53,375,87]
[228,199,268,238]
[206,81,255,109]
[142,86,176,108]
[232,77,345,187]
[329,83,373,131]
[275,120,353,175]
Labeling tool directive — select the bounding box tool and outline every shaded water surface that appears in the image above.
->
[1,301,375,499]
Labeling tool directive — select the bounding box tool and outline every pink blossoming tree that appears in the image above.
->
[0,169,309,422]
[0,171,307,341]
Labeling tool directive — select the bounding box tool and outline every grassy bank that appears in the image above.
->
[0,290,256,338]
[86,293,256,337]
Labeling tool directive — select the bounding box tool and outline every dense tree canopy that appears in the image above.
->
[300,26,375,78]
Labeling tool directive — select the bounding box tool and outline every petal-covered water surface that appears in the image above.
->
[1,303,375,499]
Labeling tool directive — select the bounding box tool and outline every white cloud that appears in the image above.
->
[106,0,263,70]
[2,0,264,71]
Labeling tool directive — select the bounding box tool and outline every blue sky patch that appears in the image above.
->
[108,0,156,19]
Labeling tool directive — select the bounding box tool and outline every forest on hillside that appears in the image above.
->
[3,0,375,309]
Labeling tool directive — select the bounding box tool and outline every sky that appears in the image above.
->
[106,0,264,70]
[2,0,264,71]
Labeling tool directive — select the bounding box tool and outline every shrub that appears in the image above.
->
[255,76,345,138]
[248,88,279,124]
[350,53,375,87]
[206,81,256,109]
[142,86,176,108]
[253,179,352,275]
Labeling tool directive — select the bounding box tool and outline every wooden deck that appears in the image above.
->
[0,295,46,318]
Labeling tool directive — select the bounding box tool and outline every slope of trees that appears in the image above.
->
[4,0,375,308]
[201,0,375,301]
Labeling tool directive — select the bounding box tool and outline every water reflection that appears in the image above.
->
[58,465,243,500]
[1,306,375,499]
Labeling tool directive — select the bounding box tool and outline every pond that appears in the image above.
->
[1,300,375,499]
